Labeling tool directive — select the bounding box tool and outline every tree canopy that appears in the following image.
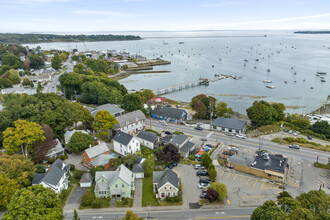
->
[156,143,181,164]
[2,185,63,220]
[190,94,216,119]
[67,131,94,153]
[209,182,227,202]
[92,110,118,139]
[51,55,62,70]
[310,121,330,139]
[32,124,57,163]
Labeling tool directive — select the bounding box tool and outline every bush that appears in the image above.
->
[91,198,104,208]
[70,164,75,171]
[35,164,46,173]
[57,154,68,160]
[173,131,184,135]
[145,129,161,136]
[74,170,86,180]
[188,155,195,161]
[48,158,56,164]
[165,195,180,203]
[81,191,95,206]
[59,188,69,200]
[208,169,217,182]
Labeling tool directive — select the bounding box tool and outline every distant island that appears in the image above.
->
[0,33,141,43]
[294,31,330,34]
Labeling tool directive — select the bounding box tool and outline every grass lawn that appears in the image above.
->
[60,184,75,208]
[142,177,159,207]
[116,198,133,207]
[314,162,330,170]
[257,124,281,133]
[272,138,330,152]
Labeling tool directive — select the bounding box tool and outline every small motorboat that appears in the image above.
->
[266,85,276,89]
[263,80,272,83]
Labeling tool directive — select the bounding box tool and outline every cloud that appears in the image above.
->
[73,10,134,18]
[189,13,330,29]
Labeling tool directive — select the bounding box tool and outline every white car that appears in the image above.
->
[159,120,168,126]
[293,131,300,136]
[236,134,247,139]
[198,183,210,189]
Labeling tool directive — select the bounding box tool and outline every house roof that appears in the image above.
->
[152,105,186,120]
[137,130,158,143]
[112,131,134,146]
[252,151,288,174]
[80,173,93,183]
[172,134,189,146]
[153,168,179,190]
[32,173,46,185]
[1,87,37,95]
[95,164,133,187]
[90,154,114,167]
[180,141,195,153]
[132,163,144,173]
[46,139,64,157]
[35,159,70,187]
[64,130,89,144]
[228,155,255,166]
[90,104,124,118]
[115,110,146,129]
[43,68,55,74]
[212,117,247,130]
[136,156,145,164]
[84,142,109,159]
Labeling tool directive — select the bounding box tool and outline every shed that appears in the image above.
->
[132,163,144,179]
[80,173,93,188]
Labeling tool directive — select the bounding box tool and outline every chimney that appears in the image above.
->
[89,144,91,149]
[118,166,121,171]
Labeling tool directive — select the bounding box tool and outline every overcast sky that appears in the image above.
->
[1,0,330,33]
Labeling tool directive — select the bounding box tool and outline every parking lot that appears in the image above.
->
[173,164,202,208]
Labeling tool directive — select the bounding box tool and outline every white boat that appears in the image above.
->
[263,80,272,83]
[317,71,327,75]
[266,85,276,89]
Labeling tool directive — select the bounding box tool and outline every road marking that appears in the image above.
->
[298,161,301,165]
[227,199,230,205]
[249,149,252,153]
[240,176,244,183]
[261,182,265,189]
[233,174,238,181]
[226,173,231,179]
[246,177,251,185]
[220,171,225,178]
[244,148,247,151]
[254,180,258,187]
[259,196,263,202]
[308,164,311,167]
[195,215,250,219]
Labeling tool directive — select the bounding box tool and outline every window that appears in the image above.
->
[115,184,118,188]
[268,174,271,177]
[228,129,232,132]
[170,187,172,189]
[164,187,166,190]
[122,184,124,187]
[221,127,225,131]
[168,192,171,196]
[126,121,129,125]
[136,143,138,146]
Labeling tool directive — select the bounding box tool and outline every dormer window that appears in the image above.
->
[126,121,129,125]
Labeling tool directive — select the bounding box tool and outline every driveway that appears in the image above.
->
[65,153,88,171]
[133,179,143,208]
[173,164,201,208]
[64,186,88,212]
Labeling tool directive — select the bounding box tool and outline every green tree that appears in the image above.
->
[143,158,154,177]
[6,69,21,84]
[22,78,33,87]
[123,210,143,220]
[286,114,310,130]
[121,154,138,170]
[209,182,227,202]
[251,200,288,220]
[92,110,118,139]
[216,102,228,117]
[0,154,36,187]
[59,72,83,99]
[2,185,63,220]
[51,55,62,70]
[109,158,122,168]
[2,54,22,69]
[67,131,94,153]
[73,209,80,220]
[0,173,19,208]
[121,93,143,112]
[201,153,212,168]
[208,169,217,182]
[3,119,45,156]
[310,121,330,139]
[27,54,44,69]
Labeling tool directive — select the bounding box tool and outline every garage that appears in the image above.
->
[79,173,93,188]
[133,163,144,179]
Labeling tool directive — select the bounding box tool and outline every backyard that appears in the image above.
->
[142,177,159,206]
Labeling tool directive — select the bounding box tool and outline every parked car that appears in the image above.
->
[226,132,235,136]
[178,121,186,125]
[199,177,211,184]
[200,192,208,199]
[283,129,289,132]
[198,183,210,189]
[236,134,247,139]
[228,146,238,153]
[206,144,215,148]
[172,162,177,167]
[289,145,300,149]
[194,164,205,170]
[293,131,300,136]
[167,163,174,169]
[64,148,72,154]
[195,126,203,131]
[196,157,202,162]
[165,131,173,136]
[196,171,208,176]
[288,130,293,134]
[307,135,313,140]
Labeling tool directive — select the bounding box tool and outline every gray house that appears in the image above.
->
[89,103,125,118]
[164,134,196,158]
[136,130,159,150]
[153,168,179,199]
[212,117,247,134]
[114,110,146,135]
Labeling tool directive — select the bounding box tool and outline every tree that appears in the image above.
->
[121,93,143,112]
[0,173,19,208]
[190,94,216,119]
[22,78,33,87]
[121,154,137,170]
[6,69,21,84]
[1,54,22,69]
[277,191,292,200]
[28,54,44,69]
[201,153,212,168]
[310,121,330,139]
[92,110,118,139]
[206,189,219,202]
[286,114,310,130]
[143,158,154,177]
[81,190,95,206]
[51,55,62,70]
[32,124,58,163]
[156,143,181,164]
[67,131,94,153]
[59,72,83,99]
[3,119,45,156]
[209,182,227,202]
[123,210,143,220]
[208,169,217,182]
[216,102,228,117]
[2,185,63,220]
[73,210,80,220]
[0,154,36,187]
[109,158,122,168]
[251,200,288,220]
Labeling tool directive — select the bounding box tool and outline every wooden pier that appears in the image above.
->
[153,74,240,95]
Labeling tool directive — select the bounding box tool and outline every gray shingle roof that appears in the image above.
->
[228,155,255,166]
[95,164,133,190]
[80,173,93,183]
[212,117,247,130]
[37,159,70,186]
[32,173,45,184]
[153,168,179,190]
[132,163,144,173]
[113,131,134,146]
[180,141,195,153]
[252,151,288,173]
[91,154,114,167]
[84,142,109,159]
[137,130,158,143]
[90,104,124,118]
[172,134,189,146]
[115,110,146,129]
[152,105,186,120]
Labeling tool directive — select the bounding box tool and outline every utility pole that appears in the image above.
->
[147,205,151,220]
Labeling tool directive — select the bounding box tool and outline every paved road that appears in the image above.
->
[64,207,254,220]
[147,119,330,164]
